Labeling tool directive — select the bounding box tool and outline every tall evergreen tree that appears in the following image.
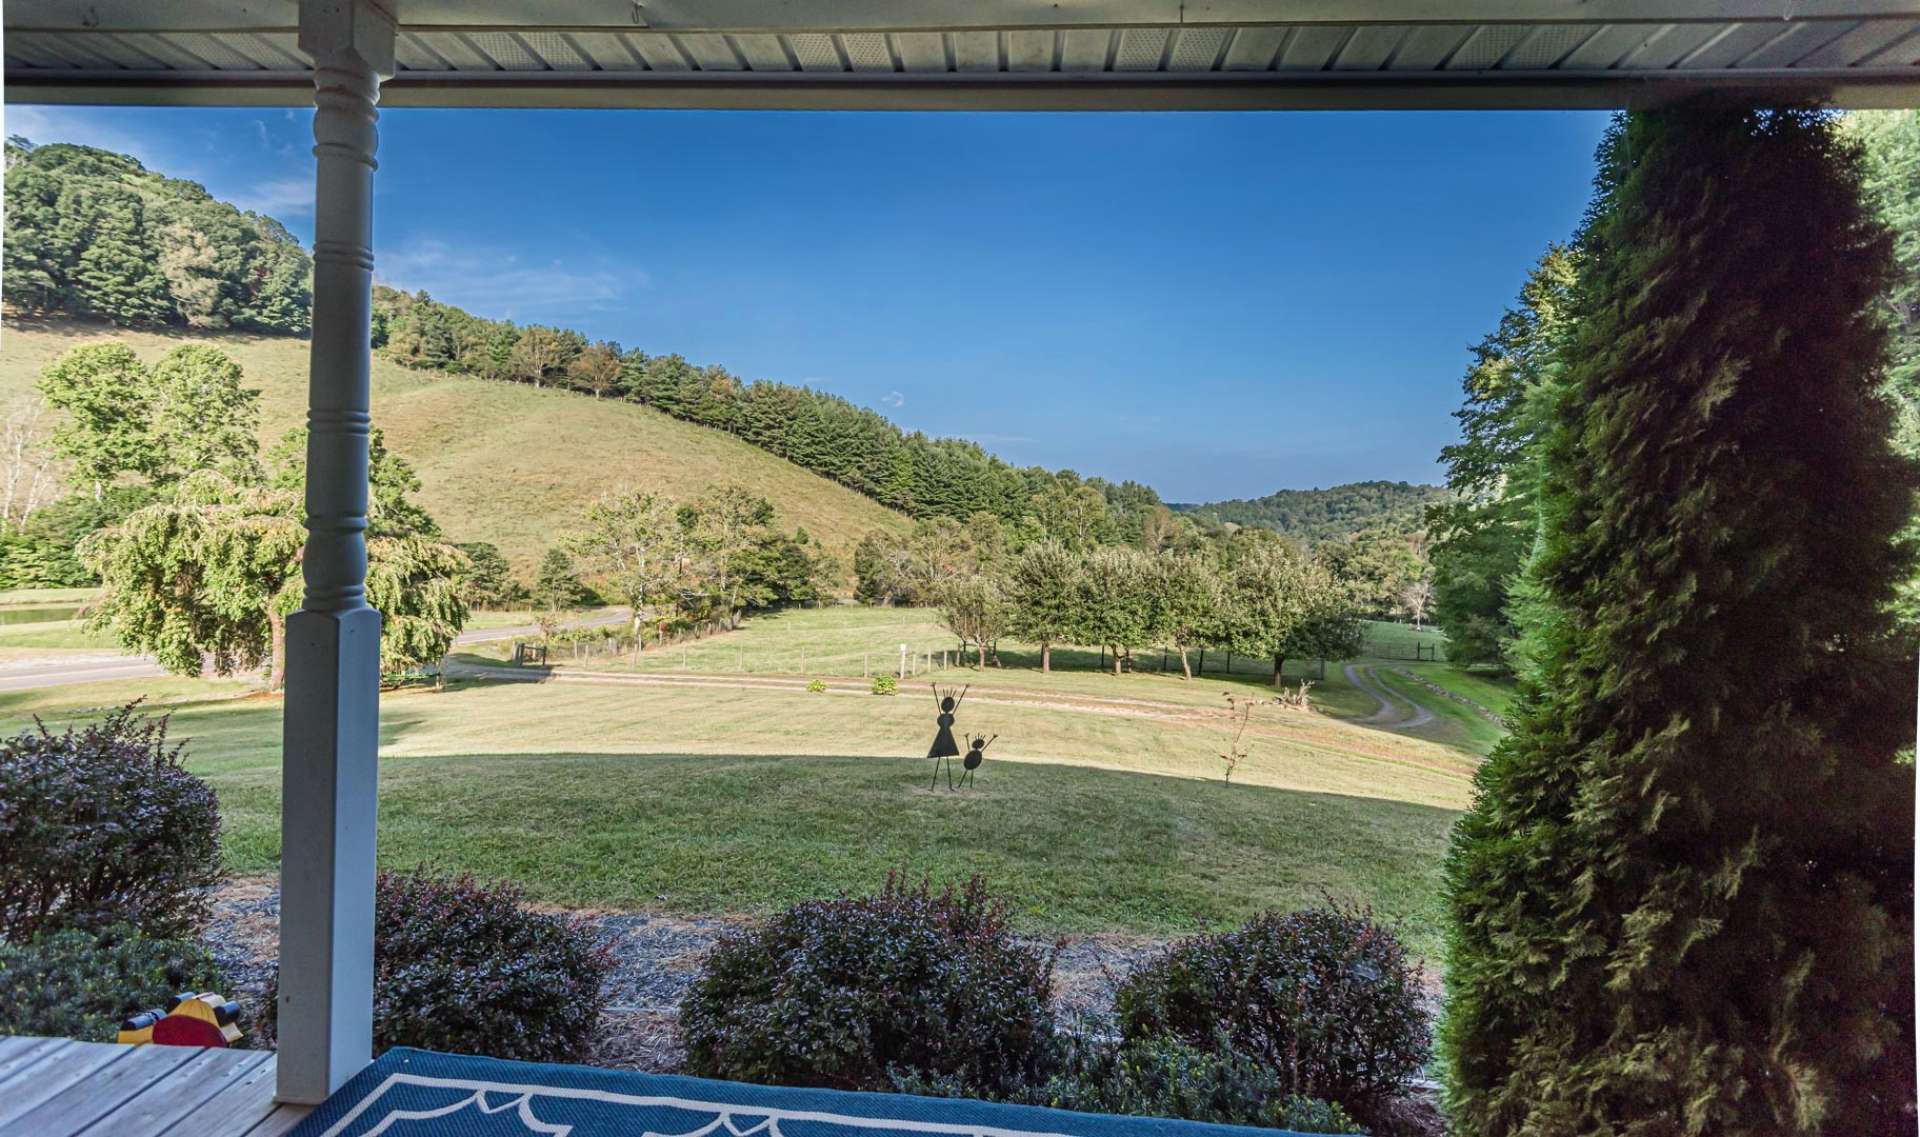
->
[1443,105,1916,1135]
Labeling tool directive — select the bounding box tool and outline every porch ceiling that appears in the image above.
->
[6,1,1920,110]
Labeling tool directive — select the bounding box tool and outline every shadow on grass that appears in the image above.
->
[210,749,1462,955]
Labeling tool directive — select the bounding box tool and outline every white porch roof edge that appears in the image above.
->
[7,0,1920,111]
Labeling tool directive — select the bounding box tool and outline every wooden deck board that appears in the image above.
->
[0,1037,312,1137]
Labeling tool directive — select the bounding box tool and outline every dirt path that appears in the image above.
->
[452,661,1260,725]
[1343,663,1436,729]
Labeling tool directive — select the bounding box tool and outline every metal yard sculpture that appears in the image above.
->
[959,733,996,789]
[928,683,967,788]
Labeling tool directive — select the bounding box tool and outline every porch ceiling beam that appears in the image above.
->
[9,0,1920,32]
[8,68,1919,112]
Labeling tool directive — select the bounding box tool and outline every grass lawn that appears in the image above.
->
[0,617,120,652]
[0,667,1477,959]
[1401,660,1517,718]
[0,606,1504,962]
[0,586,100,607]
[1361,619,1450,662]
[1372,666,1508,757]
[0,588,115,652]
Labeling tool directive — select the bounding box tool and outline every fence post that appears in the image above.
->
[864,652,870,678]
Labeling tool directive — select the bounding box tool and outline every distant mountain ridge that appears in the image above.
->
[1173,480,1446,544]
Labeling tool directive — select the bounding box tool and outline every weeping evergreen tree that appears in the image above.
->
[1443,104,1917,1135]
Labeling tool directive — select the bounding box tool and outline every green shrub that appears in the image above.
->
[870,675,897,695]
[681,872,1059,1094]
[806,678,828,693]
[1116,902,1428,1116]
[0,924,230,1042]
[894,1029,1364,1133]
[0,702,220,939]
[266,868,612,1062]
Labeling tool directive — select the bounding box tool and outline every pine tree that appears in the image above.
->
[534,548,587,613]
[1443,105,1916,1135]
[66,184,173,326]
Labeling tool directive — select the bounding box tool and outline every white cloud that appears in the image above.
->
[5,106,315,224]
[229,176,314,218]
[3,106,165,166]
[881,390,906,408]
[375,237,638,319]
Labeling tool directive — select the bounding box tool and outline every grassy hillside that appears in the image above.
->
[0,319,910,578]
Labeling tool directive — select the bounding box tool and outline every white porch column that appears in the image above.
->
[278,0,395,1106]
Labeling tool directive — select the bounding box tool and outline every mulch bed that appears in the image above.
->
[203,878,1444,1134]
[200,878,1167,1073]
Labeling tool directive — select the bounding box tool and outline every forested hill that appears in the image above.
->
[1,139,311,333]
[1173,481,1446,544]
[0,137,1161,530]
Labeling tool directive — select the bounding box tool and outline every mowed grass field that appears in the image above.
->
[0,319,911,576]
[0,586,116,656]
[0,608,1504,961]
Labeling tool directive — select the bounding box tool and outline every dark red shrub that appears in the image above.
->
[680,871,1060,1094]
[1115,901,1429,1114]
[0,702,220,939]
[266,868,613,1063]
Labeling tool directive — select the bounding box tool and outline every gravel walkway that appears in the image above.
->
[200,878,1168,1072]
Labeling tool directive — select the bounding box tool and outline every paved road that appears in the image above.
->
[0,610,630,694]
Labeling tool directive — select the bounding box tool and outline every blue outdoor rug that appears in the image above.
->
[288,1048,1306,1137]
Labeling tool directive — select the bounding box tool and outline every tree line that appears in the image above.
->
[853,509,1410,684]
[2,139,310,334]
[0,136,1170,532]
[1177,480,1446,546]
[372,285,1171,527]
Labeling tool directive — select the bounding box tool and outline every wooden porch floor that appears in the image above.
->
[0,1035,312,1136]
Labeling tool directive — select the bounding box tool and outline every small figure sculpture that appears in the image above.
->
[958,733,996,789]
[928,683,969,789]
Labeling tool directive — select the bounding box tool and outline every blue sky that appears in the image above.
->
[7,104,1608,502]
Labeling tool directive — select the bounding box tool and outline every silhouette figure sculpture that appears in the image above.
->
[958,733,996,789]
[928,684,969,789]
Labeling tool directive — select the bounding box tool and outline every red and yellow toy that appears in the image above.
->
[117,992,243,1047]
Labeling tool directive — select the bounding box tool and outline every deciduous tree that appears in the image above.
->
[1005,539,1080,673]
[939,572,1009,669]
